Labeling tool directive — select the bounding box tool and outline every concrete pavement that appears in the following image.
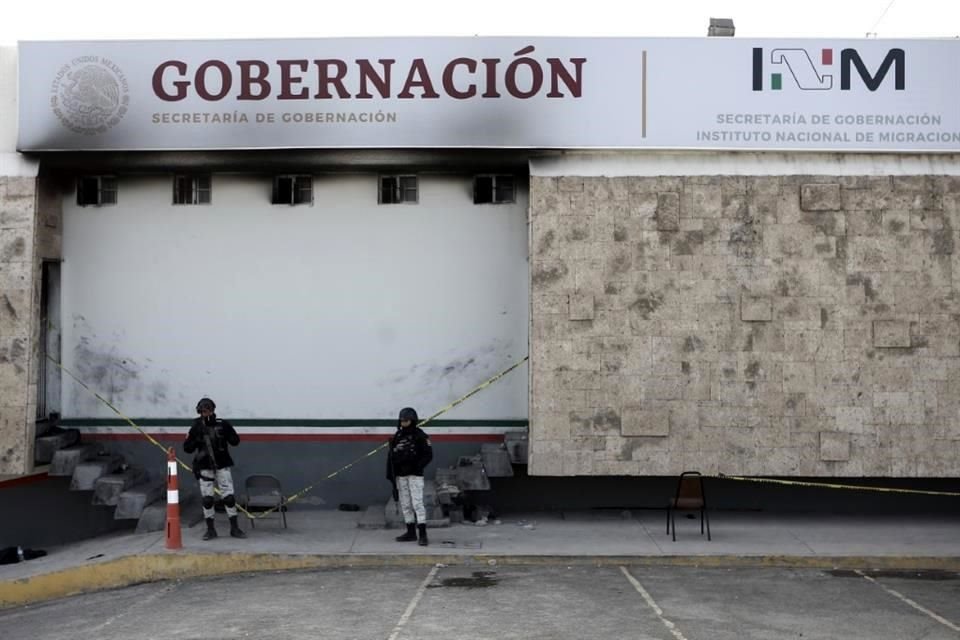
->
[7,565,960,640]
[2,508,960,608]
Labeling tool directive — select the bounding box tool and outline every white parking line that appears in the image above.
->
[386,564,441,640]
[855,569,960,633]
[620,566,689,640]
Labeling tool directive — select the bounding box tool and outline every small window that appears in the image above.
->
[474,175,515,204]
[379,175,418,204]
[76,176,118,207]
[272,175,313,205]
[173,174,212,205]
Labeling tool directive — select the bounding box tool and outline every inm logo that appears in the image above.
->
[752,47,905,91]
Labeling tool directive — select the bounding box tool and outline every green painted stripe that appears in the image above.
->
[61,418,529,428]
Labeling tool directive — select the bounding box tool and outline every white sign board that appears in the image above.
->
[16,37,960,151]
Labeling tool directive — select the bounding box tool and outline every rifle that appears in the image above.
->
[387,438,399,514]
[200,421,220,480]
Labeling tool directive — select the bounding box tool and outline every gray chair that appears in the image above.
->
[241,474,288,529]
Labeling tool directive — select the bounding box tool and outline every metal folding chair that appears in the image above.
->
[241,474,288,529]
[666,471,711,541]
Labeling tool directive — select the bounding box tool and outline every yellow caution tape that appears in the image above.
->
[50,356,191,472]
[59,354,950,511]
[49,355,253,515]
[257,356,530,518]
[717,474,960,497]
[414,356,529,427]
[49,354,530,520]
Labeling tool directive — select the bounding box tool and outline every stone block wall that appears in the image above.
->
[529,174,960,477]
[0,176,38,474]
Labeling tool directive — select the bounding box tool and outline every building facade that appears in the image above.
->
[1,37,959,497]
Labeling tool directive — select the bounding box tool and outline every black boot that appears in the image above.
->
[417,524,428,546]
[202,518,218,541]
[395,523,417,542]
[229,515,246,539]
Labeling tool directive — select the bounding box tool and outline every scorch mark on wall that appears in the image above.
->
[73,335,141,406]
[377,340,520,413]
[69,315,171,415]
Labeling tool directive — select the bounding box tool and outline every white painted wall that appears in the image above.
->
[0,47,38,175]
[61,174,529,420]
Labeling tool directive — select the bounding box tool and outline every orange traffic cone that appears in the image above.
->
[165,447,182,550]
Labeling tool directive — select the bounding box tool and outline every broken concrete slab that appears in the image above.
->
[133,503,166,534]
[436,482,461,505]
[49,444,97,477]
[455,455,491,491]
[92,468,147,506]
[134,494,202,533]
[434,468,462,504]
[480,443,515,477]
[70,455,124,491]
[504,433,529,464]
[34,428,79,465]
[115,482,164,520]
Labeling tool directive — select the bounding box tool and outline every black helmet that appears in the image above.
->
[196,397,216,414]
[398,407,418,427]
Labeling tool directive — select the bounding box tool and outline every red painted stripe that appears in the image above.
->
[0,470,50,488]
[83,433,505,443]
[83,434,184,443]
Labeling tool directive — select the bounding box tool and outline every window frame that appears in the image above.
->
[473,174,516,205]
[76,176,118,207]
[379,174,419,205]
[272,175,314,206]
[172,174,212,205]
